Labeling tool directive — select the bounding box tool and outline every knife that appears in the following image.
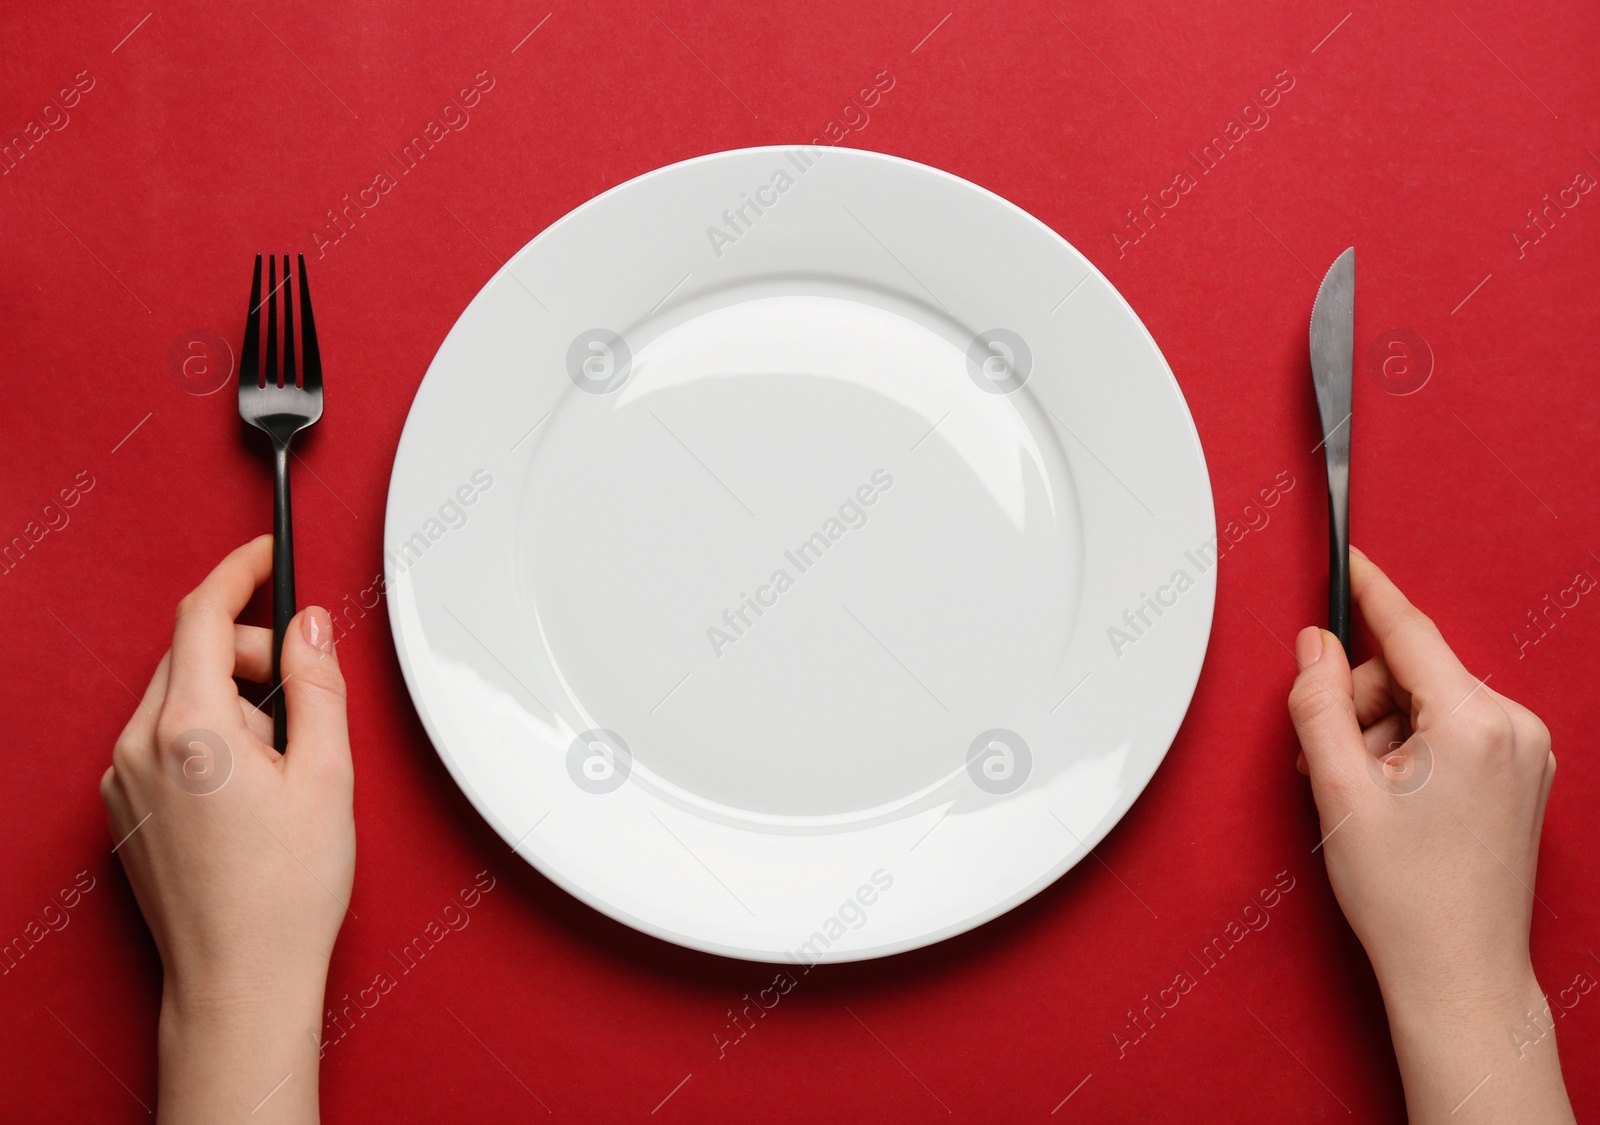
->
[1309,247,1354,654]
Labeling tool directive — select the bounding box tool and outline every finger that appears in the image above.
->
[1535,752,1556,828]
[1349,547,1481,719]
[99,765,124,820]
[116,627,266,757]
[233,624,273,683]
[115,650,172,751]
[1361,711,1411,762]
[99,763,140,847]
[1351,655,1401,728]
[237,695,274,744]
[167,535,273,713]
[279,607,351,780]
[1287,627,1366,786]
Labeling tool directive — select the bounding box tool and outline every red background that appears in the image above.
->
[2,1,1596,1120]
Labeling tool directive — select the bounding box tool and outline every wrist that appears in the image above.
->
[157,969,327,1123]
[162,960,329,1030]
[1376,957,1540,1026]
[1379,967,1575,1124]
[1380,963,1547,1076]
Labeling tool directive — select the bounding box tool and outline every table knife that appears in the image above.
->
[1309,247,1354,653]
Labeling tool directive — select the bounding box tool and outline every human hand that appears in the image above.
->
[1288,547,1572,1123]
[100,535,353,1122]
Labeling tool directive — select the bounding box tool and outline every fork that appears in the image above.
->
[238,254,324,752]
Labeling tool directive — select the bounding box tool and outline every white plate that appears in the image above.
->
[385,146,1215,963]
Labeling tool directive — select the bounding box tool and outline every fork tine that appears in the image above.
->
[297,254,322,391]
[241,254,262,390]
[283,254,297,389]
[265,254,279,388]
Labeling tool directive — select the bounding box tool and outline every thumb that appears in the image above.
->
[280,605,351,777]
[1286,627,1364,786]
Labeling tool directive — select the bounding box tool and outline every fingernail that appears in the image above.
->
[303,606,334,655]
[1295,626,1322,667]
[1295,752,1309,776]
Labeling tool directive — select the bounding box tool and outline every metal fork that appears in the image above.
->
[238,254,324,752]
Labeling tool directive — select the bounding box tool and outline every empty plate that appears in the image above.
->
[385,146,1215,962]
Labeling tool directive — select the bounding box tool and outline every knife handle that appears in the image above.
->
[1326,478,1351,656]
[1328,543,1351,655]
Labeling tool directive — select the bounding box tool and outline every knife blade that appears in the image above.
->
[1310,247,1354,654]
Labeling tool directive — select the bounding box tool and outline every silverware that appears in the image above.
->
[238,254,324,752]
[1310,247,1354,653]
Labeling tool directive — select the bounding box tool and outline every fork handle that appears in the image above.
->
[271,441,296,753]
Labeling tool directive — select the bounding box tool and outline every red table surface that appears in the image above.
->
[2,1,1596,1120]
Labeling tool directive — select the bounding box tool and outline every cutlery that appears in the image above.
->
[1309,247,1354,654]
[238,254,324,752]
